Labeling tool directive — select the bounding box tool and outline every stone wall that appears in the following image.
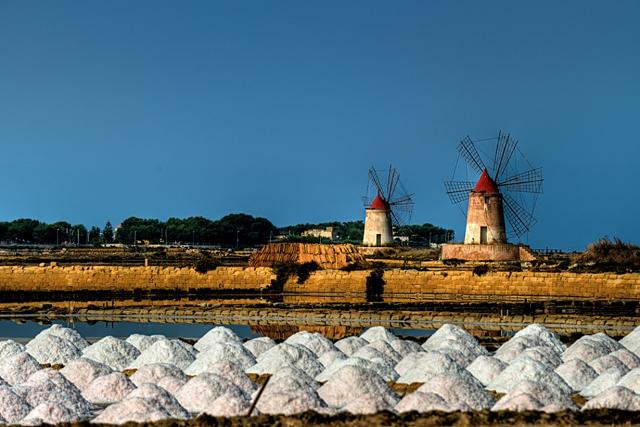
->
[249,243,364,269]
[441,243,536,262]
[0,266,274,292]
[286,269,640,299]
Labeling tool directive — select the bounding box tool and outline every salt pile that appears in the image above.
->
[0,385,32,423]
[130,363,188,395]
[186,341,256,374]
[396,352,462,384]
[395,391,454,413]
[19,369,93,418]
[128,339,196,370]
[466,355,506,386]
[193,326,242,352]
[422,324,487,366]
[318,350,347,368]
[318,365,398,408]
[554,359,598,392]
[26,334,82,365]
[256,367,326,415]
[492,380,576,411]
[243,337,276,358]
[334,336,368,356]
[581,386,640,411]
[82,336,141,371]
[360,326,398,343]
[202,391,253,417]
[617,368,640,394]
[91,397,173,424]
[417,372,495,410]
[190,360,256,394]
[352,345,399,367]
[610,348,640,369]
[512,346,563,368]
[246,343,323,378]
[0,352,41,385]
[563,333,622,363]
[20,402,85,425]
[487,356,572,395]
[34,324,89,350]
[60,358,113,391]
[580,366,630,398]
[316,356,398,382]
[620,325,640,354]
[395,352,428,377]
[512,324,566,354]
[82,372,137,405]
[0,340,26,362]
[492,392,544,412]
[285,331,337,356]
[341,393,395,414]
[389,339,424,357]
[125,383,189,419]
[174,373,247,413]
[359,340,403,364]
[589,354,629,375]
[126,334,167,352]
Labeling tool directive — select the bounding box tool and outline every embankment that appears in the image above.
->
[0,265,638,300]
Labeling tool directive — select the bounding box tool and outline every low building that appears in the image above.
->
[302,227,338,241]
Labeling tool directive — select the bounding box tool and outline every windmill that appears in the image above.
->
[362,165,415,246]
[444,131,543,245]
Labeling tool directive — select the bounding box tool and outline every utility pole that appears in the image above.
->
[192,230,195,246]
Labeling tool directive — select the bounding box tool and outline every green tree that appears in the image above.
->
[103,221,114,243]
[89,226,102,245]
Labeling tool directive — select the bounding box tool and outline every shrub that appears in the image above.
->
[194,257,218,273]
[366,267,385,302]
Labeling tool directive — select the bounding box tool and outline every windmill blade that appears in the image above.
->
[497,167,543,193]
[503,193,537,238]
[387,167,400,201]
[493,131,519,181]
[368,167,385,197]
[389,203,413,226]
[458,136,486,174]
[389,193,414,206]
[444,181,475,204]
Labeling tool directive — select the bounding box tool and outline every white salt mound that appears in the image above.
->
[620,325,640,354]
[203,391,253,417]
[20,402,86,425]
[318,350,347,368]
[34,324,89,350]
[610,348,640,369]
[318,365,398,408]
[247,343,323,378]
[580,366,629,398]
[20,369,93,416]
[91,397,173,424]
[126,334,167,352]
[361,340,403,365]
[466,355,507,386]
[130,363,188,395]
[417,372,495,410]
[285,331,337,356]
[492,392,545,412]
[316,356,398,382]
[396,352,463,384]
[187,342,256,374]
[0,340,26,363]
[494,335,546,364]
[582,386,640,411]
[563,333,622,363]
[126,383,189,419]
[82,372,137,405]
[341,393,395,415]
[60,357,113,391]
[422,324,487,366]
[360,326,398,343]
[175,372,247,413]
[256,368,326,415]
[335,336,369,356]
[617,368,640,394]
[243,337,276,358]
[0,384,31,423]
[495,380,576,410]
[389,339,424,357]
[487,356,572,395]
[395,352,429,377]
[512,346,563,368]
[0,352,41,385]
[589,354,629,375]
[82,336,141,371]
[128,339,196,370]
[352,345,398,367]
[554,359,598,392]
[395,391,453,413]
[192,360,257,394]
[511,324,566,354]
[193,326,242,352]
[26,334,82,365]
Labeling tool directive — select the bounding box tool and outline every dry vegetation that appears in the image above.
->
[572,237,640,273]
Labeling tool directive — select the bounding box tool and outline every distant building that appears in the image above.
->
[302,226,338,240]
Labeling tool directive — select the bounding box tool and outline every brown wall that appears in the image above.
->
[0,266,275,292]
[441,244,536,262]
[285,269,640,299]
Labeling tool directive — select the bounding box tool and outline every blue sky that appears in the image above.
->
[0,1,638,251]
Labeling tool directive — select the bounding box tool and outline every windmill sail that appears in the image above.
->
[458,136,486,174]
[503,193,537,238]
[444,181,475,204]
[497,167,543,193]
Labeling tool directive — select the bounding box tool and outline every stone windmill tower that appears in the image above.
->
[362,166,414,246]
[443,132,543,260]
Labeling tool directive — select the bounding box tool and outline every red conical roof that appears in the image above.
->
[369,193,389,210]
[474,168,499,193]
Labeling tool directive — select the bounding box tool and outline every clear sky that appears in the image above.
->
[1,1,638,251]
